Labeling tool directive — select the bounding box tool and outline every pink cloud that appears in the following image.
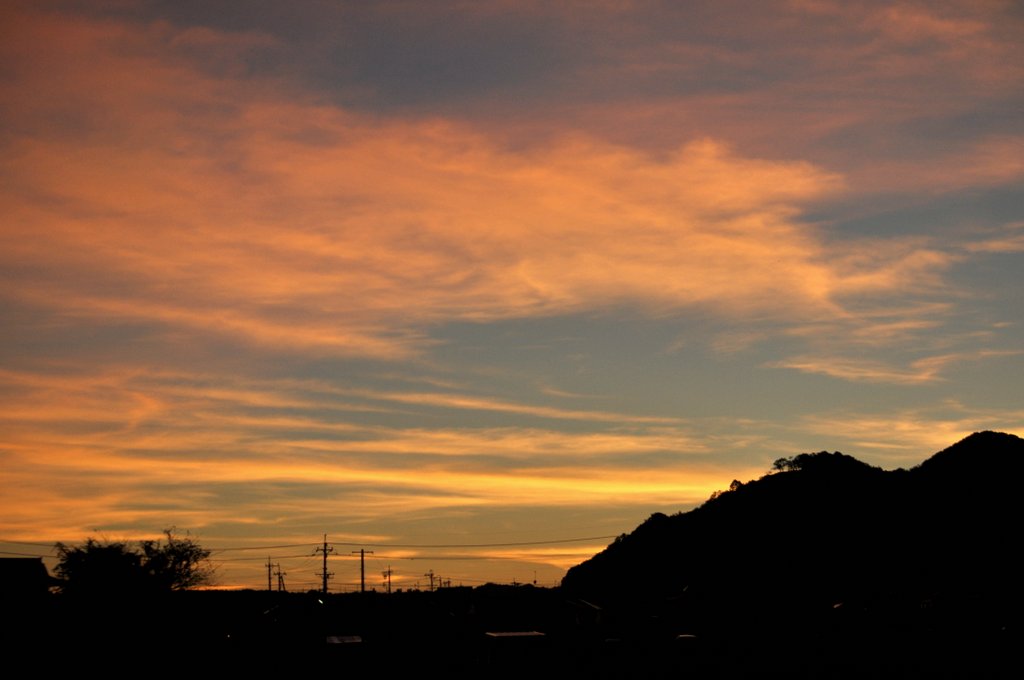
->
[5,4,999,365]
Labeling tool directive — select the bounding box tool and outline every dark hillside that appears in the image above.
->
[562,431,1024,661]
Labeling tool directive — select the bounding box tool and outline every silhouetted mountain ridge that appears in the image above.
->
[562,431,1023,634]
[916,430,1024,480]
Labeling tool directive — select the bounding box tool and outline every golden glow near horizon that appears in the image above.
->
[2,1,1023,589]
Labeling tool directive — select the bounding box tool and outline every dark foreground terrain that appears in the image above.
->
[9,584,1020,678]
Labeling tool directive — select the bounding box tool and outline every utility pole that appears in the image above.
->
[315,534,334,594]
[382,565,392,594]
[274,563,286,592]
[424,569,436,592]
[266,556,273,592]
[352,549,374,593]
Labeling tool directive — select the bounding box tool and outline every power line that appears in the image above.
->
[7,534,615,552]
[4,531,617,590]
[363,553,586,561]
[209,553,315,562]
[0,550,54,558]
[325,535,616,549]
[208,542,316,552]
[0,538,60,548]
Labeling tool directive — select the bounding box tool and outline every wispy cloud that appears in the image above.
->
[0,362,735,547]
[966,222,1024,254]
[2,4,972,366]
[351,390,682,424]
[770,350,1020,385]
[801,403,1024,464]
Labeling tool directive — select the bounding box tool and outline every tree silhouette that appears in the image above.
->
[140,528,212,590]
[55,528,211,595]
[54,537,145,595]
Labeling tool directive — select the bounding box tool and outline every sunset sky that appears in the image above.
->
[2,0,1022,591]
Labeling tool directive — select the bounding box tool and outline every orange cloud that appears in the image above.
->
[966,222,1024,254]
[769,350,1019,385]
[3,4,963,365]
[0,361,747,551]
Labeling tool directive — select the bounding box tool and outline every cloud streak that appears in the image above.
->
[2,3,969,365]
